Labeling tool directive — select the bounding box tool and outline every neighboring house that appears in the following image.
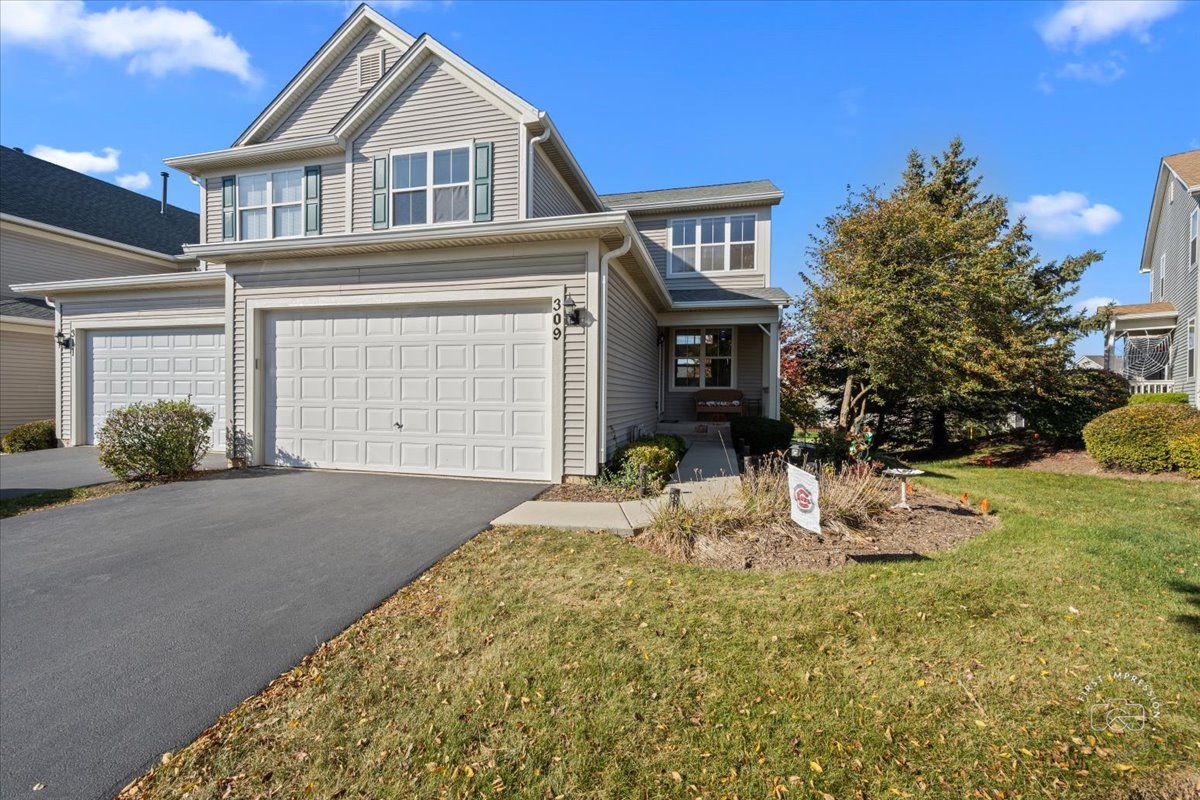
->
[1104,149,1200,407]
[0,146,199,438]
[13,4,789,483]
[1074,353,1124,373]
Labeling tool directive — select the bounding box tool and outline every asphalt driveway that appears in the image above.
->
[0,468,544,800]
[0,446,228,500]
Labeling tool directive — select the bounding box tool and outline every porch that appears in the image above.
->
[1103,301,1179,394]
[657,321,780,424]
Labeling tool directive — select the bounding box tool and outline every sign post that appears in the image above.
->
[787,463,821,534]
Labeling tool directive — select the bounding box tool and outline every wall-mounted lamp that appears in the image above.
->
[563,294,581,326]
[54,330,73,349]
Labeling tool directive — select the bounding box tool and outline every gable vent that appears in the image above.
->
[358,51,383,90]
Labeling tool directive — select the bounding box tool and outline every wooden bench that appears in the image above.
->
[694,389,744,420]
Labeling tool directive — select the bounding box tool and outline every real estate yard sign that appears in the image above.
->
[787,463,821,534]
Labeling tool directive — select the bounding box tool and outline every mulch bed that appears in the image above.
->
[635,486,997,572]
[1021,449,1191,482]
[536,483,643,502]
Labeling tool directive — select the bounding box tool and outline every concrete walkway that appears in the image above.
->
[492,438,741,535]
[0,446,227,500]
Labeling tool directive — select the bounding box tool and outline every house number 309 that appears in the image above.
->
[552,298,563,339]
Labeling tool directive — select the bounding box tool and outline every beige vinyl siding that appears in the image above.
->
[351,58,521,231]
[229,250,592,474]
[202,161,347,243]
[1,227,173,292]
[267,28,398,143]
[55,292,225,444]
[0,325,54,437]
[633,206,772,290]
[604,267,658,456]
[661,324,765,421]
[1149,177,1200,403]
[531,149,585,218]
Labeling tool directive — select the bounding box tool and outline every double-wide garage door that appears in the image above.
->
[87,328,226,448]
[264,303,552,481]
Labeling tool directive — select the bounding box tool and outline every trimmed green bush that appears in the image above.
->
[610,434,688,488]
[1020,369,1129,442]
[97,399,214,481]
[1168,432,1200,478]
[730,416,794,455]
[1,419,57,453]
[1128,392,1189,405]
[1082,403,1200,473]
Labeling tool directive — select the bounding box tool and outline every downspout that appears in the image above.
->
[598,235,633,466]
[527,115,552,218]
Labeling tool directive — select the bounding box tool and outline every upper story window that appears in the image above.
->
[668,214,756,275]
[1190,208,1197,267]
[238,169,303,241]
[1159,253,1166,298]
[391,144,471,227]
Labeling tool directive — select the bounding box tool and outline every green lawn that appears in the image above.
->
[122,465,1199,799]
[0,482,135,518]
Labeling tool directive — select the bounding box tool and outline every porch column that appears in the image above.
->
[1104,321,1115,371]
[767,319,780,419]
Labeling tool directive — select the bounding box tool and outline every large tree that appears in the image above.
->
[801,139,1100,445]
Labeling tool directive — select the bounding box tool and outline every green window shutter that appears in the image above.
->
[473,141,493,222]
[372,156,388,229]
[221,176,236,240]
[304,166,322,235]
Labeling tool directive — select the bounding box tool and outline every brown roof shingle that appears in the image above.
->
[1164,149,1200,188]
[1109,301,1176,316]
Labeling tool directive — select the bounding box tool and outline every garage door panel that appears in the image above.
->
[265,303,551,480]
[87,327,225,449]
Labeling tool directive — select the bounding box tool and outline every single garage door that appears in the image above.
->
[87,328,226,448]
[264,303,552,481]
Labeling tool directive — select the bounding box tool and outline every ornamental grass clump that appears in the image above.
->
[97,399,214,481]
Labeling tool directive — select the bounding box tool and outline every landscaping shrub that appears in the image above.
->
[1020,369,1129,442]
[1,419,57,453]
[1128,392,1190,405]
[97,399,214,481]
[1082,403,1200,473]
[609,433,688,489]
[731,416,793,455]
[1167,432,1200,478]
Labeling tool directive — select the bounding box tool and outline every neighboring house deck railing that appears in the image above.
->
[1129,379,1175,394]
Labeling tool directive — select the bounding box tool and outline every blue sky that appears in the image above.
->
[2,0,1197,354]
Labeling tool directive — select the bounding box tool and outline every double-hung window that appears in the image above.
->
[1188,319,1196,380]
[668,214,756,274]
[673,327,734,388]
[391,144,471,227]
[237,169,303,240]
[1190,208,1197,267]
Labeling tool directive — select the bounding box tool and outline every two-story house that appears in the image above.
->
[1104,149,1199,407]
[13,4,789,483]
[0,146,199,437]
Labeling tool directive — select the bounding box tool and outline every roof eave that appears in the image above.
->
[12,270,224,299]
[164,135,345,175]
[608,191,785,214]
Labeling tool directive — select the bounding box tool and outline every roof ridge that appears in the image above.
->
[599,178,778,198]
[0,146,198,218]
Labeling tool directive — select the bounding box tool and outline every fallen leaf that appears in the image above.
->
[810,760,823,773]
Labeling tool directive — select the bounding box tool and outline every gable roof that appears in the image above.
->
[234,4,415,147]
[1163,149,1200,190]
[0,146,198,256]
[600,180,783,213]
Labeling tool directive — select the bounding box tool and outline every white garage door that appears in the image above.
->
[264,303,552,480]
[87,328,226,448]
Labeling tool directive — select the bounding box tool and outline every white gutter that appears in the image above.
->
[13,270,226,298]
[0,314,53,328]
[605,191,784,214]
[527,117,553,218]
[598,234,633,464]
[164,134,343,175]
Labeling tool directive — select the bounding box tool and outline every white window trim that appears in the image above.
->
[388,141,474,229]
[237,169,306,242]
[1159,252,1166,298]
[669,326,738,391]
[667,213,758,277]
[1187,318,1196,381]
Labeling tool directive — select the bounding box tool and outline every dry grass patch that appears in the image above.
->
[638,457,995,570]
[0,481,138,518]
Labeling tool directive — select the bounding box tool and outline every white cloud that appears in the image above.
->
[1074,296,1117,315]
[0,0,257,84]
[1057,56,1126,84]
[115,171,151,190]
[1013,191,1122,237]
[1039,0,1181,48]
[30,144,120,174]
